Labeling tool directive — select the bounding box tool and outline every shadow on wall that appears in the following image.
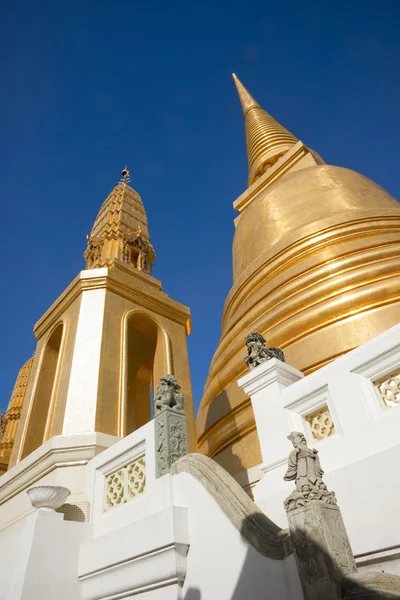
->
[238,515,400,600]
[56,503,86,523]
[182,513,400,599]
[183,589,201,599]
[203,389,252,494]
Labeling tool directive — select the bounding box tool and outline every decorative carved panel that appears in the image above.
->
[375,370,400,408]
[126,458,146,500]
[305,406,335,441]
[155,407,188,478]
[104,456,146,511]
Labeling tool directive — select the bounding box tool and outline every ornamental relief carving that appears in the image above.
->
[375,370,400,408]
[305,406,335,441]
[104,456,146,511]
[154,374,188,478]
[155,409,188,478]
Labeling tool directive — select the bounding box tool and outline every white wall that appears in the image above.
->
[238,323,400,570]
[0,508,37,600]
[174,471,302,600]
[78,466,302,600]
[0,418,304,600]
[0,509,89,600]
[21,510,88,600]
[80,421,302,600]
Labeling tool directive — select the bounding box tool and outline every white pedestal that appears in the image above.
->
[237,359,303,508]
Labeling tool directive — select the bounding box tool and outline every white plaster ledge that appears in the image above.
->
[79,506,189,600]
[0,433,119,505]
[238,358,304,396]
[356,545,400,568]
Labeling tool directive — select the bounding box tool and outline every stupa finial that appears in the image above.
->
[232,73,298,185]
[232,73,260,115]
[120,166,131,184]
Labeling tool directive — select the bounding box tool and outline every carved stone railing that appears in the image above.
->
[171,453,292,560]
[104,455,146,511]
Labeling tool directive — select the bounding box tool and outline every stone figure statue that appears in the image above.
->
[125,227,154,275]
[138,247,150,273]
[244,332,285,370]
[283,431,336,511]
[0,412,7,438]
[154,374,184,413]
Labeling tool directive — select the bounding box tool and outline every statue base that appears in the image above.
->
[155,407,188,478]
[287,500,357,600]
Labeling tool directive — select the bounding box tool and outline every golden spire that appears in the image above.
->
[232,73,260,114]
[232,73,298,186]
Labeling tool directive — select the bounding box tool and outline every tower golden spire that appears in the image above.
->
[232,73,260,114]
[232,73,298,185]
[84,170,155,272]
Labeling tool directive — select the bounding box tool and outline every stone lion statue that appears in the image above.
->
[154,374,184,413]
[244,332,285,370]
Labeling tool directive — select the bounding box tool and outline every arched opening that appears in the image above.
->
[21,323,64,459]
[125,313,166,436]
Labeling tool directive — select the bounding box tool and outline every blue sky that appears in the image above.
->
[1,0,400,414]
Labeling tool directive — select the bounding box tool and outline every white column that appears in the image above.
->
[238,358,304,467]
[62,288,106,434]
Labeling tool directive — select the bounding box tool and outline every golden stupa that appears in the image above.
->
[197,74,400,478]
[0,357,33,474]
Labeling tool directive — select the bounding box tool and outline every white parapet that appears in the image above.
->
[0,416,303,600]
[0,432,118,531]
[238,358,303,471]
[238,323,400,572]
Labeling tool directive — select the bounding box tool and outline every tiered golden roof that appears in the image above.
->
[0,356,34,474]
[232,74,299,185]
[84,168,155,273]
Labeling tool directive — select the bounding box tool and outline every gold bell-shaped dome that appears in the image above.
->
[197,75,400,481]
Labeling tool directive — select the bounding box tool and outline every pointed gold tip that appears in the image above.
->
[120,166,131,184]
[232,74,299,186]
[232,74,260,115]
